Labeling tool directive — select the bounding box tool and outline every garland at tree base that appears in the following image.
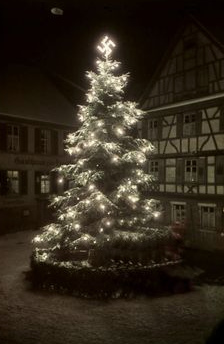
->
[29,253,193,298]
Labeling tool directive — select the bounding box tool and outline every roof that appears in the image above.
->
[0,64,77,127]
[139,14,224,107]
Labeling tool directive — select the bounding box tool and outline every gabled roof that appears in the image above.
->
[139,15,224,108]
[0,64,77,127]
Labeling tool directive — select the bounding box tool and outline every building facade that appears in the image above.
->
[0,64,76,233]
[139,19,224,250]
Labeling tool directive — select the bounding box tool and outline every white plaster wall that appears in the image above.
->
[166,184,175,192]
[181,139,188,152]
[207,185,215,194]
[166,167,176,182]
[216,134,224,149]
[207,166,215,183]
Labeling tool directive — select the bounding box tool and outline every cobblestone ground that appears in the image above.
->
[0,230,224,344]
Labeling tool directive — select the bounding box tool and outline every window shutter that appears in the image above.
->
[35,171,41,194]
[195,111,202,135]
[50,171,58,194]
[176,114,183,138]
[141,119,148,139]
[0,170,8,195]
[220,109,224,131]
[20,126,28,152]
[35,128,41,153]
[51,130,58,155]
[0,123,7,151]
[216,155,224,184]
[20,170,28,194]
[159,159,165,182]
[198,157,206,183]
[176,159,183,184]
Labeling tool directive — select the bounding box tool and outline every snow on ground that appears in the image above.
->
[0,230,224,344]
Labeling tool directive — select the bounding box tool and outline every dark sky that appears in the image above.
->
[0,0,223,103]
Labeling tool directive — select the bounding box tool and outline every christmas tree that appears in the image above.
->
[32,36,179,275]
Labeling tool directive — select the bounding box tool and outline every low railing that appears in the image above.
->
[185,228,224,251]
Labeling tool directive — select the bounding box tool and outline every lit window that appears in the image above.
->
[183,113,196,136]
[7,170,19,194]
[148,160,159,178]
[40,129,50,154]
[199,205,215,229]
[7,125,20,151]
[185,159,197,182]
[40,174,50,194]
[172,203,186,224]
[148,119,158,140]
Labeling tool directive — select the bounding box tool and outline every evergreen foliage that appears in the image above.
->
[32,41,180,271]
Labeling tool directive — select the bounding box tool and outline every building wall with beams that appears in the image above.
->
[0,64,76,233]
[139,18,224,250]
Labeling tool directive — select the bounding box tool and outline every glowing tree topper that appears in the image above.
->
[97,35,116,59]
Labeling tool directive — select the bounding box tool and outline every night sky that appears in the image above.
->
[0,0,223,103]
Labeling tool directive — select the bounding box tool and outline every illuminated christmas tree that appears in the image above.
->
[32,36,179,273]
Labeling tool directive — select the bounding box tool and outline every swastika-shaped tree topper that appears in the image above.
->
[97,36,116,58]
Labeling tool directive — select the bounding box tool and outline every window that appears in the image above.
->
[7,170,19,194]
[148,119,158,140]
[7,125,19,152]
[40,129,50,154]
[183,113,196,136]
[172,203,186,224]
[216,156,224,184]
[199,205,216,229]
[148,160,159,178]
[40,174,50,194]
[185,159,197,182]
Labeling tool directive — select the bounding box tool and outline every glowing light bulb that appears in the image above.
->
[128,195,139,203]
[153,211,160,218]
[88,184,95,191]
[112,155,118,163]
[74,224,80,230]
[99,204,105,210]
[116,127,124,136]
[97,120,104,127]
[75,147,81,153]
[99,228,104,233]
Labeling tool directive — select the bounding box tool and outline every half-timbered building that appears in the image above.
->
[0,64,76,233]
[139,18,224,250]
